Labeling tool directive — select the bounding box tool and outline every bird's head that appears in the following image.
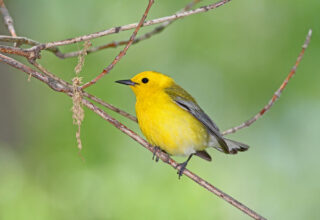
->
[116,71,174,97]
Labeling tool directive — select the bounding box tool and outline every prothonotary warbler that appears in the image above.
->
[116,71,249,178]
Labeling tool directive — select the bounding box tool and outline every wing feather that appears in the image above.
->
[165,85,229,153]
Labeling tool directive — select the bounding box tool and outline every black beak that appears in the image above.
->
[115,79,138,86]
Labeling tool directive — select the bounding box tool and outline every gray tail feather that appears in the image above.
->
[213,138,249,154]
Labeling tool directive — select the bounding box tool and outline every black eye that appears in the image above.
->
[142,78,149,83]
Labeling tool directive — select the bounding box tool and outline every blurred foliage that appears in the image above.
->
[0,0,319,219]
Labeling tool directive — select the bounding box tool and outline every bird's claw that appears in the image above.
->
[176,161,188,179]
[152,146,161,162]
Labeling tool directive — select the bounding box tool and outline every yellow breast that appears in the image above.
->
[135,91,209,156]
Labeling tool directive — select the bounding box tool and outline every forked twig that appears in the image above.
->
[80,0,155,89]
[222,29,312,136]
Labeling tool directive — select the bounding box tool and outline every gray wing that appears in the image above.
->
[165,86,229,153]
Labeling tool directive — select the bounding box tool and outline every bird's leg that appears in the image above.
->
[152,146,161,162]
[176,153,195,179]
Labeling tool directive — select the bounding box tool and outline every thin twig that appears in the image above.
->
[0,53,266,220]
[51,27,167,59]
[83,92,137,122]
[30,60,67,83]
[0,45,38,59]
[222,29,312,135]
[0,0,17,37]
[0,35,64,56]
[0,35,38,45]
[27,0,231,52]
[80,0,155,89]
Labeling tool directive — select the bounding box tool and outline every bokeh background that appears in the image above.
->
[0,0,319,219]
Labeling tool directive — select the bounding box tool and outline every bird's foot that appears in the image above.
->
[152,146,161,162]
[176,161,188,179]
[175,154,194,179]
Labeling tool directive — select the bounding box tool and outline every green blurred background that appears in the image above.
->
[0,0,319,219]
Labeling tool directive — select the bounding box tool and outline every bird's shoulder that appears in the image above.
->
[164,83,197,104]
[164,83,221,134]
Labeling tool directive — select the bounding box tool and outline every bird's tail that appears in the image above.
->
[224,138,249,154]
[210,137,249,154]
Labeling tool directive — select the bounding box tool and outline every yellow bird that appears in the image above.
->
[116,71,249,177]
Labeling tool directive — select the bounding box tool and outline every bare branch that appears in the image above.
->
[80,0,155,89]
[222,29,312,136]
[0,35,65,57]
[49,24,171,59]
[27,0,230,52]
[30,60,67,83]
[0,45,32,58]
[0,35,38,45]
[0,0,17,37]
